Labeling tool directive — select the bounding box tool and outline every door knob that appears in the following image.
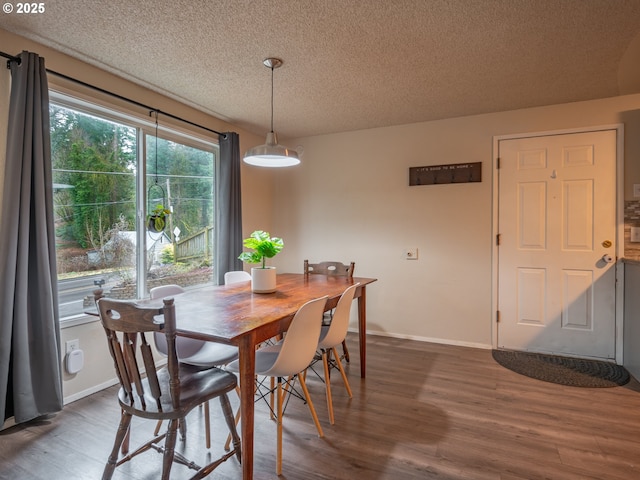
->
[602,254,614,264]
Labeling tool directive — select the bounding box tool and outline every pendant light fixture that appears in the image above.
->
[243,58,300,167]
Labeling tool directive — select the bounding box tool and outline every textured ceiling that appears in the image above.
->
[2,0,640,139]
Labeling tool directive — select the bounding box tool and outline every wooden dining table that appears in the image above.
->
[154,272,377,479]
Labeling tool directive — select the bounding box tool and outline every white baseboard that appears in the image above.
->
[63,377,119,405]
[62,358,167,405]
[348,327,492,350]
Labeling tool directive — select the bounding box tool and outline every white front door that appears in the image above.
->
[497,130,617,359]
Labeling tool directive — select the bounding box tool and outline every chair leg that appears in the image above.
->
[161,418,179,480]
[224,386,242,451]
[341,339,350,362]
[102,411,133,480]
[157,410,209,448]
[269,376,276,420]
[154,419,163,436]
[178,416,187,441]
[281,375,295,421]
[298,371,324,438]
[121,421,131,455]
[276,377,284,475]
[204,401,211,449]
[219,393,242,462]
[322,350,335,425]
[332,346,353,399]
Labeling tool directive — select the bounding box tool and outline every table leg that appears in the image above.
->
[358,286,367,378]
[239,336,256,480]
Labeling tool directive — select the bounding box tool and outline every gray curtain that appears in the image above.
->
[0,51,63,425]
[215,132,243,284]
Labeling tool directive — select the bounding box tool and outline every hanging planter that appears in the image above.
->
[147,204,171,233]
[146,111,171,233]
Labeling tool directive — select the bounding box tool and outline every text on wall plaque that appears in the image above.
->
[409,162,482,186]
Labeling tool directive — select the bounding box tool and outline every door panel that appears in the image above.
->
[518,182,546,249]
[497,130,616,359]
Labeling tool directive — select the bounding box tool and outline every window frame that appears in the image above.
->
[49,88,219,325]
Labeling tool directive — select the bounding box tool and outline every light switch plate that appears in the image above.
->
[632,227,640,243]
[634,184,640,198]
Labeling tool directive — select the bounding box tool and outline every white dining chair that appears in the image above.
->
[224,270,251,284]
[316,283,359,424]
[150,284,239,448]
[226,295,328,475]
[303,260,355,363]
[151,284,239,366]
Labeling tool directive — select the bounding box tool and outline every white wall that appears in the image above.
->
[271,94,640,349]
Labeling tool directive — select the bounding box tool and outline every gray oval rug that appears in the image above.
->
[492,349,630,387]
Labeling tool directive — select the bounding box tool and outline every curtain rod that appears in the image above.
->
[1,51,21,67]
[0,49,226,138]
[47,69,226,137]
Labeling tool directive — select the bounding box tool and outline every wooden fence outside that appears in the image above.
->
[175,226,214,262]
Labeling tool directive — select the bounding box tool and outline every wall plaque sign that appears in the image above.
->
[409,162,481,186]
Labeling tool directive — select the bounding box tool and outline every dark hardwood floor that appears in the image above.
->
[2,334,640,479]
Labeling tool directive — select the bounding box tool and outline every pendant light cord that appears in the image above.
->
[270,63,275,134]
[242,57,300,167]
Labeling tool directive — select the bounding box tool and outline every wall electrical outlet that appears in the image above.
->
[405,248,418,260]
[66,339,80,354]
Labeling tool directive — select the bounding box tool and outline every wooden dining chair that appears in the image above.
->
[226,295,328,475]
[304,260,355,278]
[150,284,239,448]
[96,295,241,480]
[304,259,355,362]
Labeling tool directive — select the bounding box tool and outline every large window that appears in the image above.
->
[50,93,217,322]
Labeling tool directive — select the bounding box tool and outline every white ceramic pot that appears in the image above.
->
[251,267,277,293]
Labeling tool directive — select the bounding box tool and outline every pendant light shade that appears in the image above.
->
[243,58,300,167]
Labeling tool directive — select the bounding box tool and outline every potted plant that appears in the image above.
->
[238,230,284,293]
[147,203,171,232]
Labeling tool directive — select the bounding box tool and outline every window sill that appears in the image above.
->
[60,313,99,329]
